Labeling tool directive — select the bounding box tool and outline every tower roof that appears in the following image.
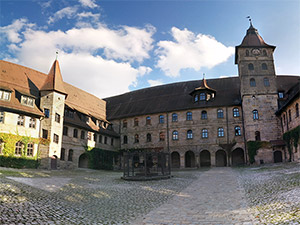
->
[190,78,216,95]
[40,60,67,95]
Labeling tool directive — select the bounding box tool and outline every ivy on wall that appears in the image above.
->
[247,141,270,164]
[283,125,300,161]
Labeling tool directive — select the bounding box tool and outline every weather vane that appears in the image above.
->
[56,51,59,60]
[246,16,252,25]
[203,73,205,80]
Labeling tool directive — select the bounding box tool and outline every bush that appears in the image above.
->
[0,155,39,169]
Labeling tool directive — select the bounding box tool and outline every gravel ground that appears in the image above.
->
[236,163,300,225]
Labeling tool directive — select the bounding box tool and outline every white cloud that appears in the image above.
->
[148,79,163,87]
[48,6,78,24]
[156,27,234,77]
[78,0,98,8]
[77,12,100,20]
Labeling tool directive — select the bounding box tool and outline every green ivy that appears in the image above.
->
[84,147,119,170]
[283,125,300,162]
[247,141,270,164]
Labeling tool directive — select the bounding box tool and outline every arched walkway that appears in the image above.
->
[185,151,195,168]
[231,148,245,166]
[171,152,180,168]
[78,153,89,168]
[200,150,211,167]
[216,150,227,167]
[50,155,57,170]
[274,151,283,163]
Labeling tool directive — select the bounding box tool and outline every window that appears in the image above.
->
[159,115,164,124]
[255,131,261,141]
[217,109,224,118]
[296,103,299,117]
[134,134,139,143]
[262,63,268,70]
[0,111,4,123]
[123,120,127,128]
[53,134,59,143]
[104,137,108,144]
[63,126,68,136]
[99,135,103,143]
[146,116,151,125]
[235,126,241,136]
[27,143,34,156]
[123,135,128,144]
[17,115,25,126]
[55,113,60,123]
[44,108,50,118]
[218,128,224,137]
[263,50,267,56]
[194,94,198,102]
[0,90,11,101]
[202,129,208,138]
[134,118,139,126]
[186,112,192,121]
[68,149,73,161]
[172,113,178,122]
[233,108,240,117]
[21,95,34,107]
[60,148,65,161]
[201,110,207,119]
[87,132,92,140]
[64,109,74,118]
[246,50,249,56]
[250,78,256,87]
[199,93,206,101]
[15,141,23,155]
[81,130,85,139]
[146,133,152,142]
[187,130,193,139]
[248,63,254,70]
[159,132,165,141]
[264,78,270,87]
[111,138,114,146]
[94,134,97,142]
[73,129,78,138]
[172,130,178,140]
[253,110,259,120]
[29,118,36,128]
[283,114,286,124]
[278,92,284,99]
[288,109,292,122]
[42,129,48,139]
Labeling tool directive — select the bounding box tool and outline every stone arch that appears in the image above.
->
[78,153,89,168]
[231,148,245,166]
[274,151,283,163]
[216,150,227,167]
[185,151,195,168]
[50,155,58,170]
[200,150,211,167]
[171,151,180,168]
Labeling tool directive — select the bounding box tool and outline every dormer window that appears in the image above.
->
[194,94,198,102]
[199,93,206,101]
[0,89,11,101]
[278,92,284,99]
[21,95,34,107]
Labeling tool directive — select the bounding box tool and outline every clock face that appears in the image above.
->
[252,48,261,56]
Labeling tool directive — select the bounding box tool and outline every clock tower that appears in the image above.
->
[235,23,280,151]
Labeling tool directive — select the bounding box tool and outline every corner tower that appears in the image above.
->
[40,60,67,169]
[235,23,280,145]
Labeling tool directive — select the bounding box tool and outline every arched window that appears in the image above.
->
[146,133,152,142]
[172,130,179,140]
[255,131,261,141]
[283,114,286,124]
[262,63,268,70]
[68,149,73,161]
[81,130,85,139]
[134,134,139,143]
[218,128,224,137]
[159,115,164,124]
[246,50,249,56]
[187,130,193,139]
[296,103,299,117]
[233,108,240,117]
[253,110,259,120]
[264,78,270,87]
[27,143,34,156]
[250,78,256,87]
[194,94,198,102]
[15,141,23,155]
[288,109,292,122]
[123,135,128,144]
[201,110,207,119]
[60,148,65,161]
[146,116,151,125]
[159,132,165,141]
[73,129,78,138]
[134,118,139,126]
[123,120,127,128]
[186,112,192,121]
[202,129,208,138]
[248,63,254,70]
[217,109,224,118]
[235,126,241,136]
[63,126,68,136]
[263,50,267,56]
[172,113,178,122]
[199,93,206,101]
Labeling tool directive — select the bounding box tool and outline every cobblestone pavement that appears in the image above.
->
[133,167,254,225]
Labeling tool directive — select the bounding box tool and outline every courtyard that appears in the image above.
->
[0,163,299,225]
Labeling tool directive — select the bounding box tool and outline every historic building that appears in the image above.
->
[0,23,299,169]
[105,23,300,168]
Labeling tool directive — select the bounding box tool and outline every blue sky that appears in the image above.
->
[1,0,299,98]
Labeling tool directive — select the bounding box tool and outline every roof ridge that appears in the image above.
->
[0,60,48,77]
